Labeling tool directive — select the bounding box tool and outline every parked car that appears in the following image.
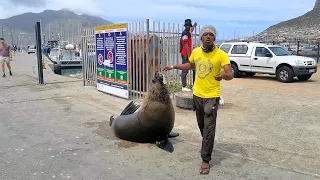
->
[219,42,318,83]
[27,45,36,54]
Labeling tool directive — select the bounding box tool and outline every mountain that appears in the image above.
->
[257,0,320,42]
[0,9,113,45]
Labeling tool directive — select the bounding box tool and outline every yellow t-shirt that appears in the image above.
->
[189,46,230,98]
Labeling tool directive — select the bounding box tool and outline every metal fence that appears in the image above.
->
[271,40,320,63]
[80,19,201,99]
[80,28,96,86]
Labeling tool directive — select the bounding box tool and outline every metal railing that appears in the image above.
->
[81,28,96,86]
[80,19,201,99]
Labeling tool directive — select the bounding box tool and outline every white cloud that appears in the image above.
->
[0,0,316,38]
[0,0,315,21]
[157,0,314,10]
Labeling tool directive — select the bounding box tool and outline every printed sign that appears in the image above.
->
[94,23,129,99]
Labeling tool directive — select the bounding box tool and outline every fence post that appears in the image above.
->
[297,40,300,56]
[146,19,150,91]
[35,21,44,85]
[81,35,87,86]
[317,42,320,63]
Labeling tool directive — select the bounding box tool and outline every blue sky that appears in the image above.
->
[0,0,316,39]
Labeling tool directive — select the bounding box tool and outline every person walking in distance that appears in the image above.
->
[163,25,233,174]
[180,19,197,91]
[0,38,13,77]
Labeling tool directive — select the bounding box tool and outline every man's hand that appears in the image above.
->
[215,74,224,81]
[190,22,197,33]
[162,65,173,72]
[222,64,233,80]
[215,64,233,81]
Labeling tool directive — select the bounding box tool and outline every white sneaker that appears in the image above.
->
[219,97,224,105]
[182,87,192,92]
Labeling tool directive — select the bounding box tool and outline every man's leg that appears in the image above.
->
[6,60,12,76]
[181,55,189,90]
[193,95,205,136]
[1,61,5,77]
[200,97,220,174]
[192,69,196,86]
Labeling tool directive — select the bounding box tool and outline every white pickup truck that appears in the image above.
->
[219,42,318,83]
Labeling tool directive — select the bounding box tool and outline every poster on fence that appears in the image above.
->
[94,23,129,99]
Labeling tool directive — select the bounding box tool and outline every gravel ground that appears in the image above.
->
[0,54,319,180]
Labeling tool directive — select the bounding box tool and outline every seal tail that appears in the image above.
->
[120,101,140,115]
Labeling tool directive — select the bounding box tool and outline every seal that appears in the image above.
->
[109,71,179,152]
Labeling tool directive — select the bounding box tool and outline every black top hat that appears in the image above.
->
[184,19,193,27]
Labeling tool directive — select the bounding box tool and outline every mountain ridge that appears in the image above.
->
[0,9,112,45]
[257,0,320,42]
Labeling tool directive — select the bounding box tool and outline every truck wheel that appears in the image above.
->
[276,66,294,83]
[297,75,312,81]
[245,72,256,77]
[231,63,240,78]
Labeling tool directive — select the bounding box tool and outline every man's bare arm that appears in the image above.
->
[190,22,197,33]
[163,63,195,71]
[173,62,195,71]
[184,41,191,56]
[222,64,233,80]
[190,27,194,33]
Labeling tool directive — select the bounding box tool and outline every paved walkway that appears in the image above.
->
[0,54,319,180]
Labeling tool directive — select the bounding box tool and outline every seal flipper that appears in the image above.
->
[120,101,140,115]
[109,101,140,126]
[168,131,179,138]
[156,138,174,153]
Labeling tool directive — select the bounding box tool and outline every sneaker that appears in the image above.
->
[2,74,5,78]
[219,97,224,105]
[182,87,191,92]
[9,71,12,76]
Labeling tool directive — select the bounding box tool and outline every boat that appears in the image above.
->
[48,43,82,74]
[48,47,60,62]
[43,39,59,56]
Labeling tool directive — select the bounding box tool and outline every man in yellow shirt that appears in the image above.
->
[163,25,233,175]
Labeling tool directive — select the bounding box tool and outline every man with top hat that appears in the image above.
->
[180,19,197,91]
[163,25,233,175]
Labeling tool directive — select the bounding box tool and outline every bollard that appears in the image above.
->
[317,42,320,63]
[297,41,300,56]
[42,55,46,69]
[35,21,44,84]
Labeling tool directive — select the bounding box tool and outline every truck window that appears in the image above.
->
[220,44,232,53]
[268,46,292,56]
[255,47,271,57]
[231,45,248,54]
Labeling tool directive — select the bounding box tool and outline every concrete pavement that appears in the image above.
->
[0,53,319,180]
